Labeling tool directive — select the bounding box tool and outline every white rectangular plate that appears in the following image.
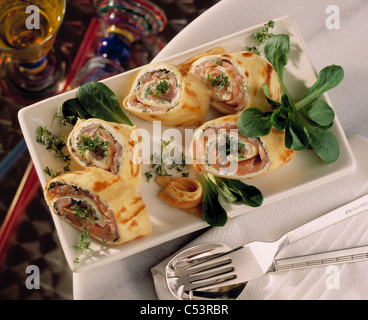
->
[18,16,356,272]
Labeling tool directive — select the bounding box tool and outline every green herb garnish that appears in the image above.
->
[144,171,154,183]
[36,126,71,162]
[144,87,154,98]
[44,166,62,178]
[44,162,71,178]
[144,80,171,101]
[246,20,275,55]
[77,134,110,159]
[36,126,72,176]
[154,80,171,97]
[206,74,230,89]
[73,228,93,264]
[238,34,343,163]
[71,200,97,223]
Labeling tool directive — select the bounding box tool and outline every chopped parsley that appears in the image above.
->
[77,134,109,159]
[206,74,230,89]
[145,80,171,98]
[71,200,96,222]
[154,80,171,97]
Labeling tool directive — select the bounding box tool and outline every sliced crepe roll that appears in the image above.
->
[123,63,211,127]
[67,118,141,189]
[231,51,281,111]
[178,47,227,72]
[188,51,281,114]
[191,114,296,179]
[44,167,152,245]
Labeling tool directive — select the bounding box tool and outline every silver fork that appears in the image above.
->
[166,193,368,298]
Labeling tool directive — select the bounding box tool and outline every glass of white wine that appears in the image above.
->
[0,0,66,102]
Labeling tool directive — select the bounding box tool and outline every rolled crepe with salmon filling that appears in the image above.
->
[67,118,141,189]
[191,114,296,179]
[188,51,281,114]
[123,63,211,127]
[44,167,152,245]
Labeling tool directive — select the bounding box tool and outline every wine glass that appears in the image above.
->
[0,0,66,102]
[69,0,167,88]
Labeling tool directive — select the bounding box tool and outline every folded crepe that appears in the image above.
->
[123,62,211,127]
[67,118,141,189]
[185,50,281,114]
[44,167,152,245]
[191,113,296,179]
[155,176,203,218]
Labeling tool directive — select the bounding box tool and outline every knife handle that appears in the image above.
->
[286,194,368,244]
[272,245,368,272]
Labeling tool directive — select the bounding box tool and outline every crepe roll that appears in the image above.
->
[123,63,211,127]
[188,51,281,114]
[67,118,141,189]
[44,167,152,245]
[178,47,227,72]
[191,114,296,179]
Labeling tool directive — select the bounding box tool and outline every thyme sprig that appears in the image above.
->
[36,126,71,162]
[73,228,93,264]
[246,20,275,55]
[36,126,72,178]
[44,163,70,178]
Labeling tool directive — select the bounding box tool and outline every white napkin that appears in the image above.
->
[151,134,368,300]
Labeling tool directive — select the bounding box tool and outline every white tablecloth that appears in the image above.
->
[73,0,368,299]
